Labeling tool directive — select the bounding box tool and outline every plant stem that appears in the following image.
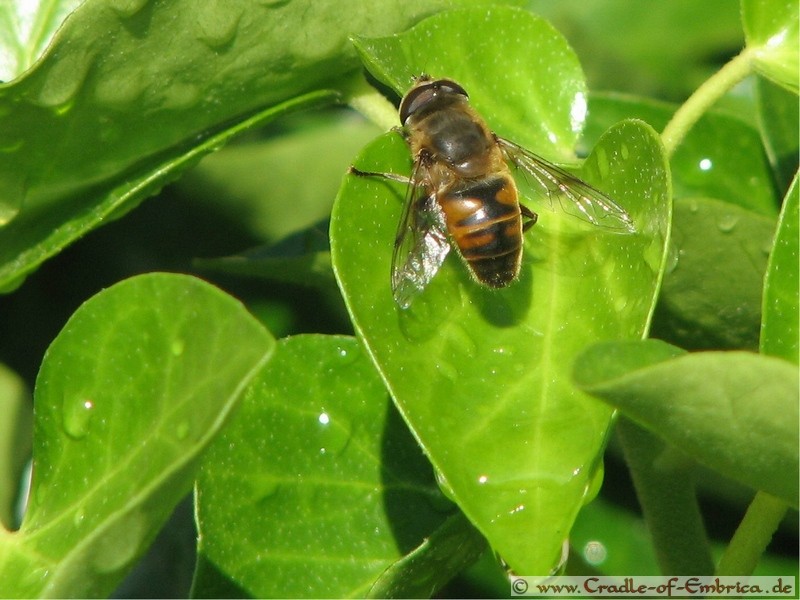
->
[341,75,399,132]
[616,418,715,575]
[716,492,788,576]
[661,49,754,158]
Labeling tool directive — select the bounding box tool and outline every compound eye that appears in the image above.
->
[399,78,469,124]
[399,83,436,124]
[436,79,469,99]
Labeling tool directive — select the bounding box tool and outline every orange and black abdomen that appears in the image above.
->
[439,174,523,287]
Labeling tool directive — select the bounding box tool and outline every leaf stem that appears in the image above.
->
[661,49,754,158]
[616,418,715,575]
[341,75,399,132]
[716,491,788,576]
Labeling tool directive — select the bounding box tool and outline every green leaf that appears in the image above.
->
[178,114,382,244]
[0,364,31,530]
[352,6,588,160]
[569,497,660,575]
[0,0,82,81]
[742,0,800,93]
[194,335,456,598]
[586,93,779,217]
[0,0,477,290]
[761,175,799,363]
[756,78,800,191]
[332,7,671,573]
[0,273,274,598]
[367,512,486,599]
[653,196,776,350]
[529,0,744,99]
[574,341,800,506]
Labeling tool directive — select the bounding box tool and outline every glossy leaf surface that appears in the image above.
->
[761,175,799,363]
[195,335,459,598]
[742,0,799,92]
[0,273,274,598]
[0,0,490,290]
[332,7,671,573]
[574,340,799,506]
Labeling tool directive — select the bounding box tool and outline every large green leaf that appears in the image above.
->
[351,6,588,161]
[0,273,274,598]
[0,0,503,291]
[653,196,776,350]
[0,0,82,81]
[194,335,465,598]
[574,340,799,506]
[742,0,799,92]
[585,93,779,217]
[756,79,800,191]
[761,175,799,362]
[332,7,670,574]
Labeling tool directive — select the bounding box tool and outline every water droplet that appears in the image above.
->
[434,469,457,502]
[316,411,351,456]
[0,200,20,227]
[477,474,489,485]
[159,82,201,110]
[195,1,242,48]
[664,243,680,274]
[91,511,146,574]
[593,147,610,180]
[716,213,739,233]
[73,506,86,527]
[642,238,665,274]
[583,540,608,565]
[171,339,185,356]
[37,51,92,112]
[63,398,96,440]
[94,68,145,110]
[107,0,150,17]
[175,421,190,440]
[698,157,713,172]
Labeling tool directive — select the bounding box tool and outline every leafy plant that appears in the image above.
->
[0,0,797,597]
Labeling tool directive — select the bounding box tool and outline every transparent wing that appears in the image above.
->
[497,137,635,233]
[391,161,451,309]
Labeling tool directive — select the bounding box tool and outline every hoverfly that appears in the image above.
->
[351,75,635,309]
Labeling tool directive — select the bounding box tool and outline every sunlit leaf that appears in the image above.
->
[0,274,274,598]
[332,7,670,573]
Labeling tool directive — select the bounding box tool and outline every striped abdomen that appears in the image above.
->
[438,174,523,287]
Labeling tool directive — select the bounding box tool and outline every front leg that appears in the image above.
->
[521,203,538,232]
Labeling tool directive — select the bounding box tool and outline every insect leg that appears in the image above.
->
[349,167,412,185]
[521,203,538,232]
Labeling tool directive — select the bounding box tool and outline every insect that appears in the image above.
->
[351,75,635,309]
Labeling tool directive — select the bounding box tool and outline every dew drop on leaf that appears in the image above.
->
[62,397,95,440]
[716,213,739,233]
[316,411,351,456]
[175,421,190,441]
[106,0,150,18]
[194,0,243,48]
[91,511,147,575]
[171,339,185,356]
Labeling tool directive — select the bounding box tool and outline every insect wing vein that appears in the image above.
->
[497,138,635,233]
[391,162,450,308]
